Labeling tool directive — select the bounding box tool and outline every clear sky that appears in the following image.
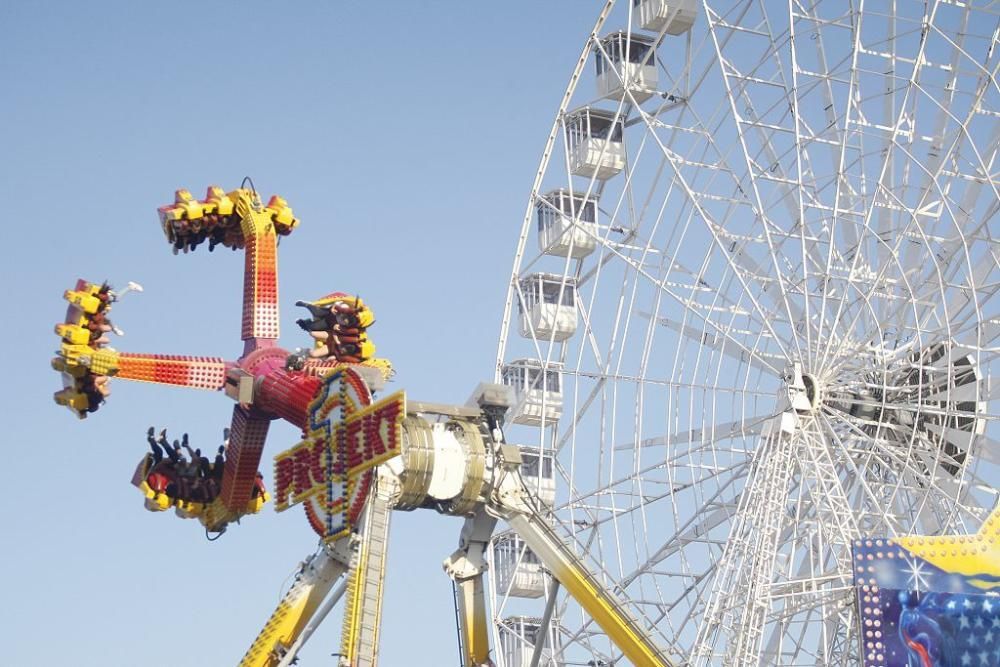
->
[0,2,598,665]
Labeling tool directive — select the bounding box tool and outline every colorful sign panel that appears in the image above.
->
[853,508,1000,666]
[273,368,404,542]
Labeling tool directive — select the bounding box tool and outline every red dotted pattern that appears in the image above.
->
[347,469,373,527]
[255,369,322,429]
[118,354,227,390]
[304,501,326,536]
[241,233,279,341]
[219,405,271,511]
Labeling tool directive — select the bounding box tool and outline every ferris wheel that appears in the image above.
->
[492,0,1000,665]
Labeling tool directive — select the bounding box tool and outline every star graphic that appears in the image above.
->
[895,507,1000,591]
[976,615,985,629]
[962,650,972,666]
[985,630,994,644]
[904,555,931,592]
[961,614,972,630]
[950,600,958,610]
[966,598,975,610]
[985,599,994,613]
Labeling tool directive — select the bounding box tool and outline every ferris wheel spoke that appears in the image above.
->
[621,95,811,361]
[638,309,784,375]
[818,1,973,370]
[620,482,746,591]
[562,454,746,528]
[573,227,794,375]
[615,414,770,451]
[703,1,821,364]
[819,407,982,529]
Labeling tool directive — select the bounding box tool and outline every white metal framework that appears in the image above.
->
[494,0,1000,665]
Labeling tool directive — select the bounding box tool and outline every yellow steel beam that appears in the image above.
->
[505,512,674,667]
[339,478,394,666]
[240,548,348,667]
[455,574,491,666]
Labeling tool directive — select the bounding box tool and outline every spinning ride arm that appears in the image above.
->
[219,405,272,512]
[95,350,230,391]
[233,190,283,355]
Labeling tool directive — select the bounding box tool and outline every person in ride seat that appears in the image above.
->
[212,445,226,480]
[251,472,266,499]
[146,426,164,465]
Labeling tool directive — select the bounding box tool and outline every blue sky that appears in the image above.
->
[0,2,597,665]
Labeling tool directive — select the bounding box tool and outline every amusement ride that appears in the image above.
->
[52,1,1000,666]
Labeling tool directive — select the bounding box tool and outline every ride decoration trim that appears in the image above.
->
[273,368,405,543]
[852,506,1000,666]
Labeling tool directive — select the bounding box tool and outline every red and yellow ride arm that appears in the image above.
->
[218,404,273,512]
[105,351,229,390]
[157,186,298,355]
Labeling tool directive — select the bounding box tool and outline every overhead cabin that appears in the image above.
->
[518,273,578,342]
[499,616,563,667]
[493,531,549,598]
[537,189,599,259]
[502,358,564,427]
[596,32,658,103]
[634,0,698,35]
[519,446,556,507]
[565,107,625,180]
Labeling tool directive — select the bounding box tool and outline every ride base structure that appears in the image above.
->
[51,184,675,667]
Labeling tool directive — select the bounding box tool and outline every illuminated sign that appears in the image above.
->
[852,507,1000,666]
[273,368,404,542]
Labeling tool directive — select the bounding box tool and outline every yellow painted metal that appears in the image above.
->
[339,531,369,663]
[240,550,347,667]
[339,483,393,666]
[550,561,665,667]
[455,575,491,667]
[87,348,121,375]
[896,505,1000,589]
[235,189,276,237]
[241,596,314,667]
[505,513,672,667]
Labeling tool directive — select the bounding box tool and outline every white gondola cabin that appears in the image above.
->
[634,0,698,35]
[537,189,599,259]
[499,616,563,667]
[502,359,564,427]
[519,446,556,507]
[596,32,658,103]
[493,531,549,599]
[565,107,625,180]
[518,273,578,342]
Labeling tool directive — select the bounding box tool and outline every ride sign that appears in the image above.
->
[273,368,405,542]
